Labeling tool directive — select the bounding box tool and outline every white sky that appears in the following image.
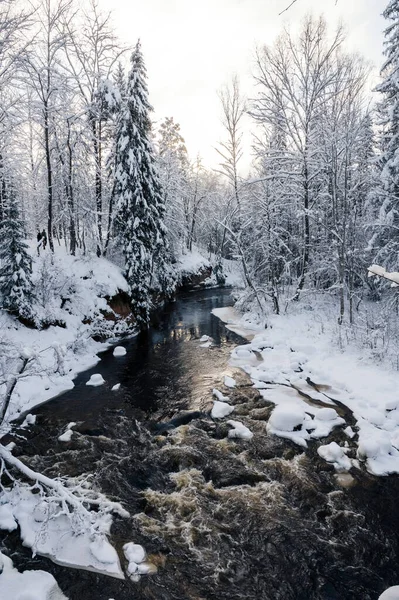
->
[102,0,386,171]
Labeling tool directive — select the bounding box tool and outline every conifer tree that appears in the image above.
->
[0,192,33,319]
[373,0,399,269]
[115,41,173,327]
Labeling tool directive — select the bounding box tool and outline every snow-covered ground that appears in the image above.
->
[0,247,130,432]
[213,297,399,477]
[0,552,68,600]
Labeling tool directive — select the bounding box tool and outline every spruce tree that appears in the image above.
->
[115,41,173,327]
[373,0,399,269]
[0,192,33,319]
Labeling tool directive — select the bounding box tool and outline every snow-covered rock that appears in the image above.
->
[224,375,236,388]
[113,346,127,357]
[111,383,121,391]
[317,442,351,471]
[213,388,230,402]
[379,587,399,600]
[227,420,253,440]
[268,404,306,432]
[58,429,73,443]
[123,543,146,564]
[86,374,105,387]
[211,401,234,419]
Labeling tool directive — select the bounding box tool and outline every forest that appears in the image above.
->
[0,0,396,331]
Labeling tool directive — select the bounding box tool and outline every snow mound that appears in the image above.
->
[113,346,127,357]
[122,542,156,580]
[227,420,253,440]
[123,543,146,564]
[211,401,235,419]
[268,404,305,432]
[86,374,105,387]
[0,551,68,600]
[318,442,351,471]
[379,587,399,600]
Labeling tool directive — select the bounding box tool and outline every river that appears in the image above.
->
[2,288,399,600]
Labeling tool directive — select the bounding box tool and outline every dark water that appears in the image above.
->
[2,288,399,600]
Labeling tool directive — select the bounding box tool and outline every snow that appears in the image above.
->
[212,307,257,340]
[86,373,105,387]
[212,388,230,402]
[113,346,127,357]
[0,485,124,579]
[224,375,236,388]
[317,442,352,471]
[122,543,155,580]
[199,335,214,348]
[123,543,146,564]
[58,429,73,442]
[211,401,235,419]
[0,503,17,531]
[111,383,121,391]
[379,587,399,600]
[176,248,210,279]
[0,247,133,432]
[227,420,253,440]
[0,552,68,600]
[213,299,399,476]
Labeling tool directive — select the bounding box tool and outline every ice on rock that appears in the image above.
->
[379,587,399,600]
[86,373,105,387]
[211,401,235,419]
[113,346,127,357]
[224,375,236,388]
[123,542,146,564]
[213,388,230,402]
[317,442,351,471]
[111,383,121,391]
[227,420,253,440]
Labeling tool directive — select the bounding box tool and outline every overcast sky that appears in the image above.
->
[102,0,386,171]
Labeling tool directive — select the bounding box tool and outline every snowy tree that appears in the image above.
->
[157,116,190,257]
[115,40,173,327]
[370,0,399,271]
[0,192,33,319]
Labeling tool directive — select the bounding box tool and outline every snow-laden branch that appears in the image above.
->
[368,264,399,288]
[0,443,129,520]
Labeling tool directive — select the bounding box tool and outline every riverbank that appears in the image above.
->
[212,295,399,477]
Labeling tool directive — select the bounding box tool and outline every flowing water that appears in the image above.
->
[2,288,399,600]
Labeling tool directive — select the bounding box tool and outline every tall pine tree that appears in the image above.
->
[115,41,173,327]
[0,191,33,320]
[372,0,399,269]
